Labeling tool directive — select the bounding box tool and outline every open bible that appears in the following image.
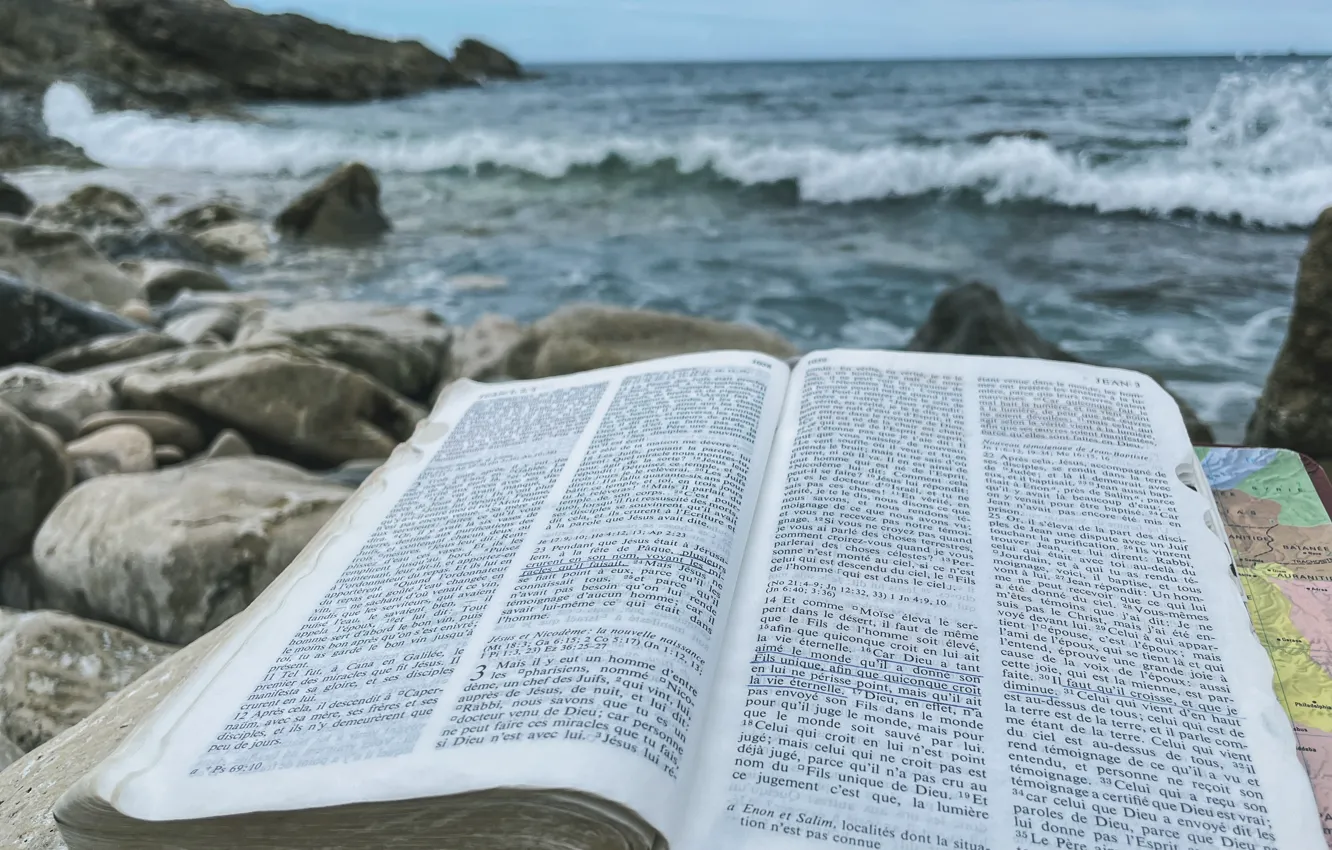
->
[54,350,1325,850]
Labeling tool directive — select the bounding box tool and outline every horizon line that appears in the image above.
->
[519,49,1332,67]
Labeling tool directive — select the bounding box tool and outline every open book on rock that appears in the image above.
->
[55,350,1323,850]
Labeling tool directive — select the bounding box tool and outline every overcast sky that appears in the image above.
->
[242,0,1332,64]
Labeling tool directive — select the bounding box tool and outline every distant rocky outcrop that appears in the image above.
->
[1247,208,1332,459]
[908,281,1215,444]
[0,0,480,167]
[452,38,527,81]
[96,0,472,102]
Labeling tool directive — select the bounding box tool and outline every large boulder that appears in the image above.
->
[1247,210,1332,457]
[0,273,141,367]
[0,366,119,440]
[452,38,526,80]
[0,608,175,752]
[38,330,181,373]
[28,186,146,232]
[118,346,425,467]
[32,457,350,644]
[907,282,1215,444]
[0,219,138,307]
[234,300,450,399]
[0,401,72,564]
[0,177,33,219]
[274,162,391,244]
[95,0,472,101]
[504,304,801,380]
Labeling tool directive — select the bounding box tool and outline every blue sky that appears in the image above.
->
[243,0,1332,64]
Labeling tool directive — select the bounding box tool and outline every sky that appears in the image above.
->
[242,0,1332,64]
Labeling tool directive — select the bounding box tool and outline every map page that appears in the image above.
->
[1201,447,1332,846]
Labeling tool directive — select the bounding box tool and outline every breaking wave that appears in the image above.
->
[41,60,1332,228]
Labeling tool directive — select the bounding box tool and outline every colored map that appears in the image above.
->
[1200,447,1332,844]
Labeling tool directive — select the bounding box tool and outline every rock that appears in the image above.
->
[193,220,269,264]
[444,313,525,383]
[906,282,1076,361]
[166,201,251,235]
[452,38,526,80]
[93,228,210,264]
[154,289,272,324]
[907,282,1215,444]
[0,734,19,771]
[119,346,425,467]
[116,298,154,324]
[96,0,473,102]
[504,304,801,380]
[0,90,97,171]
[273,162,391,244]
[74,345,234,390]
[0,178,33,219]
[321,457,382,489]
[0,608,175,753]
[0,273,141,367]
[32,457,351,644]
[0,402,72,563]
[442,313,526,386]
[66,424,156,479]
[162,304,241,344]
[28,186,146,232]
[0,612,236,850]
[0,555,43,611]
[200,428,251,460]
[0,219,139,307]
[234,301,450,399]
[153,445,185,466]
[1248,209,1332,456]
[37,331,181,373]
[0,367,119,440]
[79,410,203,454]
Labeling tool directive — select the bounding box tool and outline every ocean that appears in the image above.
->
[12,56,1332,442]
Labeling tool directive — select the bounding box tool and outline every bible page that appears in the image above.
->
[676,350,1323,850]
[88,351,788,835]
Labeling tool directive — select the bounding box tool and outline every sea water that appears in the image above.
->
[14,56,1332,441]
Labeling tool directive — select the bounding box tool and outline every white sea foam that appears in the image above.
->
[41,61,1332,227]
